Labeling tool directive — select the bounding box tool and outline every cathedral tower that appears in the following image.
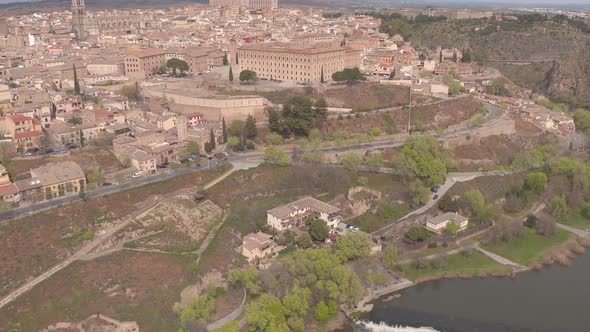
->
[71,0,86,40]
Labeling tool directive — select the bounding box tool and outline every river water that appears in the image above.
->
[356,252,590,332]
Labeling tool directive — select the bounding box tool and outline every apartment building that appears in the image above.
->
[238,43,361,83]
[14,161,86,203]
[124,48,167,80]
[0,114,44,152]
[267,196,342,232]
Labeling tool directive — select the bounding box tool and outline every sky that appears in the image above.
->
[0,0,588,5]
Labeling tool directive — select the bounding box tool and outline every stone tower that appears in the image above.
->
[177,116,188,142]
[71,0,86,40]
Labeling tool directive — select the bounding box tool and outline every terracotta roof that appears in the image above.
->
[267,196,340,219]
[129,48,167,58]
[14,130,43,140]
[0,182,17,196]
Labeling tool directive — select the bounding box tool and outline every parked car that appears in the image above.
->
[130,172,141,178]
[433,195,439,200]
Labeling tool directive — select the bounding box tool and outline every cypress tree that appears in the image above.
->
[320,67,325,84]
[209,129,216,149]
[222,117,228,143]
[235,52,239,65]
[229,66,234,82]
[73,65,80,95]
[223,52,229,65]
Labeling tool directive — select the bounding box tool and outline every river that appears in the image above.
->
[354,252,590,332]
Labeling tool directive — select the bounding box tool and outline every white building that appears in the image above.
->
[425,212,469,234]
[266,196,341,232]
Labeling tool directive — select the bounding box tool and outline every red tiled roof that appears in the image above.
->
[14,130,43,140]
[0,183,18,196]
[8,114,32,122]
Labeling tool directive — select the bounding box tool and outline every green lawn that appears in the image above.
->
[483,228,575,266]
[348,204,410,233]
[400,251,510,281]
[560,211,590,230]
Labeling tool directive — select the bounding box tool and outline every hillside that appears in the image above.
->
[377,14,590,108]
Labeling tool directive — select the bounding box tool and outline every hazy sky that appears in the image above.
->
[0,0,588,5]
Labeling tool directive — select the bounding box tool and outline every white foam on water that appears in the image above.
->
[355,320,440,332]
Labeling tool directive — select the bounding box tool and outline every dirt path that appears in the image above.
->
[0,166,238,310]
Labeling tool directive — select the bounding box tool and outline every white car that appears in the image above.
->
[131,172,142,178]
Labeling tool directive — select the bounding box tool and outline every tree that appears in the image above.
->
[229,120,245,137]
[211,321,240,332]
[73,65,80,95]
[235,52,239,65]
[396,134,447,186]
[405,226,432,242]
[313,301,335,323]
[120,83,140,101]
[331,67,365,84]
[341,152,361,171]
[229,268,261,294]
[282,286,311,331]
[229,66,234,82]
[526,172,548,193]
[223,52,229,65]
[296,233,312,248]
[166,58,189,77]
[492,79,505,96]
[444,221,460,235]
[222,117,228,143]
[186,141,200,157]
[87,170,104,184]
[209,128,216,151]
[536,217,556,237]
[245,294,289,332]
[335,232,373,261]
[244,114,258,139]
[408,180,431,206]
[574,108,590,135]
[227,136,240,148]
[439,49,443,63]
[239,70,258,84]
[389,68,396,79]
[263,147,290,166]
[308,218,330,242]
[382,245,397,271]
[266,133,282,145]
[320,66,325,84]
[550,195,568,221]
[79,130,85,147]
[179,294,214,328]
[68,117,83,125]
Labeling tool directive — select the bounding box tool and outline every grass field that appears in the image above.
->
[400,251,510,281]
[483,228,575,266]
[560,211,590,230]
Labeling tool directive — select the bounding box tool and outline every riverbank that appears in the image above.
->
[347,234,590,320]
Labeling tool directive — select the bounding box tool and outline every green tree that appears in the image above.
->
[229,120,245,136]
[331,67,365,84]
[405,226,432,242]
[239,70,258,84]
[341,152,361,171]
[87,170,104,184]
[166,58,189,77]
[245,294,289,332]
[222,117,228,143]
[278,96,328,136]
[444,221,460,235]
[335,232,372,261]
[73,65,80,95]
[79,130,85,147]
[229,66,234,82]
[223,52,229,65]
[574,108,590,135]
[227,136,240,148]
[491,79,505,96]
[244,114,258,139]
[550,195,568,221]
[408,180,430,205]
[313,301,333,323]
[296,233,313,248]
[179,294,214,328]
[526,172,548,193]
[229,268,261,294]
[267,107,282,134]
[282,286,311,331]
[308,218,330,241]
[266,133,283,145]
[382,245,397,271]
[209,129,216,151]
[320,66,325,84]
[212,321,240,332]
[235,52,239,64]
[396,134,447,186]
[263,147,290,166]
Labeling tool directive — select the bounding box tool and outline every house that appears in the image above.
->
[0,164,17,203]
[0,114,44,152]
[14,161,86,203]
[266,196,341,232]
[242,231,275,263]
[425,212,469,234]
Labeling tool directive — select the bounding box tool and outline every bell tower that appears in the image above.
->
[71,0,86,40]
